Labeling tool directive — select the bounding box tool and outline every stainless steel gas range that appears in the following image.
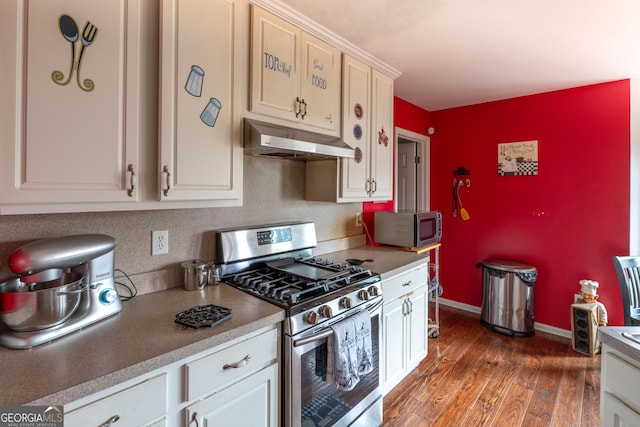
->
[215,222,383,427]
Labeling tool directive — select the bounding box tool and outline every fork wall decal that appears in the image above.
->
[52,14,98,92]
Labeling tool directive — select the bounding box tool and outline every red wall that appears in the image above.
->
[430,80,630,329]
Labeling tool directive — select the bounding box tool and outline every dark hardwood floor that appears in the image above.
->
[382,304,601,426]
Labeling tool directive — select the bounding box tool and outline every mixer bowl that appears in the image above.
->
[0,272,86,332]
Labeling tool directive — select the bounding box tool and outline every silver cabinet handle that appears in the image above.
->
[162,165,171,196]
[372,179,377,194]
[407,298,413,314]
[223,354,251,370]
[300,99,307,119]
[126,164,136,197]
[402,280,412,287]
[98,415,120,427]
[295,97,302,118]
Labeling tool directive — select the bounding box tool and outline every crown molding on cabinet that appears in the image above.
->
[250,0,402,80]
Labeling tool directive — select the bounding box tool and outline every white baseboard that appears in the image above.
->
[435,297,572,339]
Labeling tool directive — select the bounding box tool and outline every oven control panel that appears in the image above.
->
[290,281,382,335]
[257,228,292,245]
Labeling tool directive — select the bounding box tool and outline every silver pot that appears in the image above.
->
[207,262,221,285]
[181,260,208,291]
[0,272,86,332]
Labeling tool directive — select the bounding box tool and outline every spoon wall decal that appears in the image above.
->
[52,14,98,91]
[52,14,78,86]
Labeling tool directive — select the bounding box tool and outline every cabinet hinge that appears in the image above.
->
[415,156,421,164]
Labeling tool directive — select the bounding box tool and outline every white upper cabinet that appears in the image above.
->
[340,57,394,201]
[368,68,394,201]
[0,0,143,213]
[306,55,394,202]
[340,55,372,199]
[250,6,341,135]
[158,0,243,203]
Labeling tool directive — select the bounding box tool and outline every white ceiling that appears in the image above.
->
[279,0,640,111]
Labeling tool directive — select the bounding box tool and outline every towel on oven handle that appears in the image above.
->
[328,310,372,391]
[354,310,373,376]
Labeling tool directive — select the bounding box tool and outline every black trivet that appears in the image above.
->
[175,304,232,329]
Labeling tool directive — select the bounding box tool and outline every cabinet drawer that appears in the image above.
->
[604,351,640,412]
[382,263,429,302]
[65,374,167,427]
[185,328,278,400]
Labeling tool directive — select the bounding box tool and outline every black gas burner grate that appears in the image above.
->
[175,304,233,329]
[224,257,378,308]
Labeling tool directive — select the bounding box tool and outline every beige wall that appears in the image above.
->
[0,156,362,293]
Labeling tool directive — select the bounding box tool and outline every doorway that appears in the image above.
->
[395,127,430,211]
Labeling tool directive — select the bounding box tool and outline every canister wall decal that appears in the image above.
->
[185,65,204,97]
[201,98,222,127]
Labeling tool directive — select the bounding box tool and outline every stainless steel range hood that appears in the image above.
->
[243,118,355,160]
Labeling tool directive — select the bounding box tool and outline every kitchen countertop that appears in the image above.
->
[1,243,433,406]
[599,326,640,361]
[0,284,285,406]
[318,244,433,280]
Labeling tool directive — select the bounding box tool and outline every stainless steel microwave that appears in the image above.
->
[374,210,442,248]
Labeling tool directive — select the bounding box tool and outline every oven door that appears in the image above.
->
[284,299,383,427]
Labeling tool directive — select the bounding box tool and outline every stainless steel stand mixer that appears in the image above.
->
[0,234,122,349]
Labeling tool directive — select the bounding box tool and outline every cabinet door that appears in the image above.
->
[382,297,407,394]
[299,32,340,133]
[250,6,300,122]
[0,0,142,209]
[369,69,394,201]
[187,363,279,427]
[602,392,640,427]
[407,288,428,371]
[159,0,242,203]
[339,55,371,200]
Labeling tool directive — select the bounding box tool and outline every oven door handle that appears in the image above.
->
[293,328,333,347]
[292,298,382,348]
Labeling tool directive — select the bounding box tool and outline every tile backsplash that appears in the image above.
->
[0,156,363,294]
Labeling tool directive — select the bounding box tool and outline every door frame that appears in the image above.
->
[394,127,430,212]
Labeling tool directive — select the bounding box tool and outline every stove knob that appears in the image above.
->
[305,311,318,325]
[340,297,353,309]
[319,305,333,318]
[358,289,369,301]
[368,286,380,297]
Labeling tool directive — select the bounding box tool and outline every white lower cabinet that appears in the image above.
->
[64,326,279,427]
[381,262,428,395]
[65,374,167,427]
[186,363,278,427]
[600,344,640,426]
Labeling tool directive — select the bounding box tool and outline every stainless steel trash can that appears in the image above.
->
[478,259,537,337]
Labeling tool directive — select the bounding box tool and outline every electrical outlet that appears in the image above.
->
[355,212,362,227]
[151,230,169,255]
